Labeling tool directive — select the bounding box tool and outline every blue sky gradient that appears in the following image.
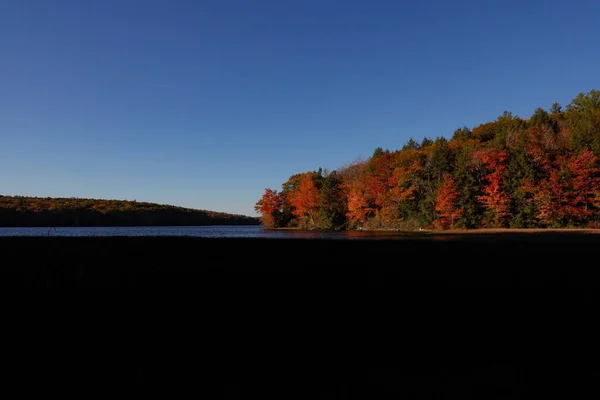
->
[1,0,599,216]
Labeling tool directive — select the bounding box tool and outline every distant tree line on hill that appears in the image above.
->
[256,89,600,231]
[0,196,260,227]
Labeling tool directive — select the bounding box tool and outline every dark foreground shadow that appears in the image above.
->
[2,233,600,398]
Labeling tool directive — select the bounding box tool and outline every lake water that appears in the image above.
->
[0,225,427,240]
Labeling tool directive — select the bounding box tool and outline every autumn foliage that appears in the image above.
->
[476,149,510,227]
[256,89,600,230]
[434,173,461,229]
[288,172,320,228]
[0,195,259,227]
[255,188,282,229]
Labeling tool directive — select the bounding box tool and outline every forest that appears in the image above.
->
[0,195,260,227]
[256,89,600,231]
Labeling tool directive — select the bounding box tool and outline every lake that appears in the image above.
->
[3,228,597,400]
[4,224,598,399]
[0,225,429,239]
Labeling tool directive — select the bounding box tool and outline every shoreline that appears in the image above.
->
[269,226,600,234]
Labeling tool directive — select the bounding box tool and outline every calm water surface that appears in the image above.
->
[0,225,431,239]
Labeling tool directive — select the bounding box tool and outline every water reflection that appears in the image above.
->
[0,225,437,240]
[259,228,435,240]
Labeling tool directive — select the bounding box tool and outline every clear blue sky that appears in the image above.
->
[1,0,599,217]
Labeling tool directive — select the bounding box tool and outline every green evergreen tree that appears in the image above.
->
[315,171,347,230]
[451,126,473,142]
[420,137,453,224]
[453,142,483,228]
[565,89,600,156]
[505,133,538,228]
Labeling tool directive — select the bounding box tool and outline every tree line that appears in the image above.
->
[256,89,600,230]
[0,196,260,227]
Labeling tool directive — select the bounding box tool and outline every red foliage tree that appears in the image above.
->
[476,149,511,227]
[524,148,600,226]
[566,149,600,216]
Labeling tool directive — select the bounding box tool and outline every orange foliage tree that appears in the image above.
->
[434,173,461,229]
[388,150,421,205]
[366,152,400,227]
[288,172,320,228]
[254,188,283,228]
[339,162,373,228]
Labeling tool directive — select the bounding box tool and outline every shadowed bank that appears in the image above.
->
[3,233,600,398]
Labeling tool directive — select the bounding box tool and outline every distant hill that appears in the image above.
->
[0,195,260,227]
